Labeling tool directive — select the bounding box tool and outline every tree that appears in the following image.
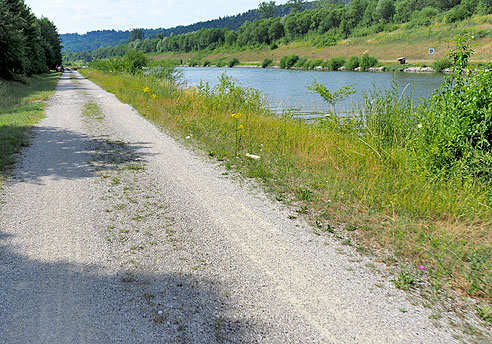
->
[38,17,62,68]
[225,30,238,45]
[129,28,144,42]
[376,0,395,21]
[268,20,284,41]
[258,1,277,18]
[0,0,61,79]
[286,0,304,13]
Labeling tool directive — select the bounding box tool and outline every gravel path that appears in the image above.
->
[0,71,470,343]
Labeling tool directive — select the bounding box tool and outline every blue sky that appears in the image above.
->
[25,0,286,34]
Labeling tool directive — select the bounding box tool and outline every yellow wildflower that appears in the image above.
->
[151,94,157,99]
[237,124,244,130]
[185,89,191,95]
[143,86,151,93]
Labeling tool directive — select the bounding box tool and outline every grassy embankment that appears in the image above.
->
[79,51,492,315]
[0,73,60,179]
[152,14,492,66]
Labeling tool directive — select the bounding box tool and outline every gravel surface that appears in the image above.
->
[0,71,476,343]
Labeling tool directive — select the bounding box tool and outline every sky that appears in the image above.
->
[25,0,285,34]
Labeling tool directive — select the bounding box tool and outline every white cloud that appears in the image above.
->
[25,0,285,34]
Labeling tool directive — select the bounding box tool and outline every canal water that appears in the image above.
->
[179,66,445,117]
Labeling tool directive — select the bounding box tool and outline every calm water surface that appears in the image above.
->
[179,66,445,117]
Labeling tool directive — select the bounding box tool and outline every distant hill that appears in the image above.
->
[61,30,129,52]
[61,5,294,52]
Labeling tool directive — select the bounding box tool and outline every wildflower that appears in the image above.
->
[245,153,260,160]
[418,265,426,271]
[417,123,423,129]
[231,113,242,119]
[237,124,244,130]
[143,86,150,93]
[151,94,157,99]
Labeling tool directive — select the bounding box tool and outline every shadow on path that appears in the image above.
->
[0,227,255,343]
[13,126,154,185]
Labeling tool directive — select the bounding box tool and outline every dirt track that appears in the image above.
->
[0,71,464,343]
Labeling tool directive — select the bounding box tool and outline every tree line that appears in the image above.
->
[64,0,492,62]
[0,0,62,80]
[60,5,293,53]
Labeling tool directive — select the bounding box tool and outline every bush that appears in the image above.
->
[279,54,299,69]
[407,7,438,28]
[215,59,226,67]
[91,50,148,74]
[345,56,360,70]
[360,53,378,70]
[228,58,240,67]
[270,43,278,50]
[294,57,308,68]
[146,60,181,82]
[327,56,346,71]
[432,57,452,72]
[187,58,200,67]
[262,57,273,68]
[202,60,211,67]
[314,31,337,48]
[446,4,472,23]
[122,50,148,74]
[417,34,492,179]
[307,58,324,69]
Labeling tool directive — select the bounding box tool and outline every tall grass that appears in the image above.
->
[81,42,492,302]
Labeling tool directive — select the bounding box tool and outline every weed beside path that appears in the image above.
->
[0,73,60,178]
[80,67,492,321]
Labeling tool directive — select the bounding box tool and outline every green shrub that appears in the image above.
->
[279,54,299,69]
[202,60,211,67]
[188,58,200,67]
[270,43,278,50]
[360,53,378,70]
[262,57,274,68]
[146,60,181,82]
[307,58,324,69]
[432,57,452,72]
[295,57,308,68]
[327,56,346,71]
[228,58,240,67]
[215,59,226,67]
[345,56,360,70]
[417,33,492,179]
[314,31,337,48]
[91,50,148,74]
[446,4,472,23]
[406,7,438,28]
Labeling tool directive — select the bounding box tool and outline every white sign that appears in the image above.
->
[428,48,435,55]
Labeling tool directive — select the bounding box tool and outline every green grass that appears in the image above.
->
[79,66,492,306]
[0,73,60,178]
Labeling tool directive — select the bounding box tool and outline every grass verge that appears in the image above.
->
[0,73,60,179]
[79,67,491,311]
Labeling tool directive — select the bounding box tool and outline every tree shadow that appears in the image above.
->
[0,227,255,343]
[10,126,155,185]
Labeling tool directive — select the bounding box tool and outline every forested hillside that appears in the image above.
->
[0,0,62,80]
[60,3,294,53]
[63,0,492,63]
